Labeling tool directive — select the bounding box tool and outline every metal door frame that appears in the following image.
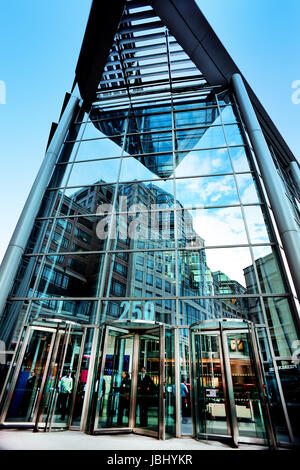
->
[0,324,57,427]
[92,324,133,435]
[0,320,85,431]
[39,323,86,432]
[92,322,166,439]
[190,328,231,442]
[190,320,275,448]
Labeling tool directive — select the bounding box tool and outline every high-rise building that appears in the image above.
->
[0,0,299,448]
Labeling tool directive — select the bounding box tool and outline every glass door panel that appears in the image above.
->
[39,332,66,427]
[135,332,160,434]
[179,329,192,434]
[46,328,85,429]
[5,328,54,423]
[165,326,175,438]
[96,328,134,430]
[193,332,229,437]
[226,331,266,440]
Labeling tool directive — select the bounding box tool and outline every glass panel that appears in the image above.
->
[177,206,248,248]
[263,362,291,443]
[226,331,266,439]
[174,106,220,129]
[178,247,253,297]
[176,175,239,208]
[48,329,84,428]
[175,125,226,151]
[175,148,233,177]
[104,251,176,299]
[223,124,244,146]
[61,159,121,188]
[62,183,117,216]
[71,328,94,427]
[32,253,105,298]
[120,154,174,182]
[74,135,124,162]
[249,246,287,294]
[219,105,238,124]
[97,329,134,429]
[263,297,299,357]
[236,173,261,204]
[6,328,53,422]
[275,360,300,444]
[179,329,192,434]
[126,132,173,157]
[165,327,175,438]
[243,206,272,243]
[136,332,160,432]
[193,333,229,436]
[27,299,97,325]
[39,332,65,424]
[9,256,42,298]
[40,217,105,254]
[100,299,175,325]
[229,146,251,172]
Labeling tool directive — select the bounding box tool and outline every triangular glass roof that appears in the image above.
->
[89,0,220,178]
[96,0,208,100]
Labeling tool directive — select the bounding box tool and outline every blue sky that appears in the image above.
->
[0,0,299,263]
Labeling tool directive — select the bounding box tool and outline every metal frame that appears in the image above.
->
[190,320,274,448]
[92,321,166,439]
[0,320,86,432]
[0,325,57,427]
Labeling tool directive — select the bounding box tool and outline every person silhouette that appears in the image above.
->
[117,371,131,425]
[137,367,155,427]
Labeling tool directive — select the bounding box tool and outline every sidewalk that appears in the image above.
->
[0,429,270,451]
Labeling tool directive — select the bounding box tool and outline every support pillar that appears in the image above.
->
[0,95,80,319]
[232,73,300,300]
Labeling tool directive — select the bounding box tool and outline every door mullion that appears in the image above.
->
[68,328,87,429]
[33,325,60,431]
[249,323,277,449]
[48,323,72,432]
[130,333,139,429]
[220,325,239,447]
[159,324,165,440]
[92,325,109,432]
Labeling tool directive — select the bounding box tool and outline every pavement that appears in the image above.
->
[0,429,271,451]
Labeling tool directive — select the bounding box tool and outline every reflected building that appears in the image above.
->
[0,0,300,448]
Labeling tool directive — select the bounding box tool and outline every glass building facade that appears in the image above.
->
[0,0,299,448]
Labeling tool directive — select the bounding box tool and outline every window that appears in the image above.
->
[74,227,91,244]
[146,274,153,286]
[136,256,144,266]
[52,232,69,249]
[78,217,93,230]
[165,281,171,293]
[135,270,143,282]
[67,258,86,274]
[112,281,125,296]
[134,287,142,297]
[147,259,154,269]
[109,302,119,317]
[56,219,72,233]
[114,262,127,276]
[156,277,162,289]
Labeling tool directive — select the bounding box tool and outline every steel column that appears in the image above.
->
[0,95,79,319]
[289,161,300,193]
[232,73,300,299]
